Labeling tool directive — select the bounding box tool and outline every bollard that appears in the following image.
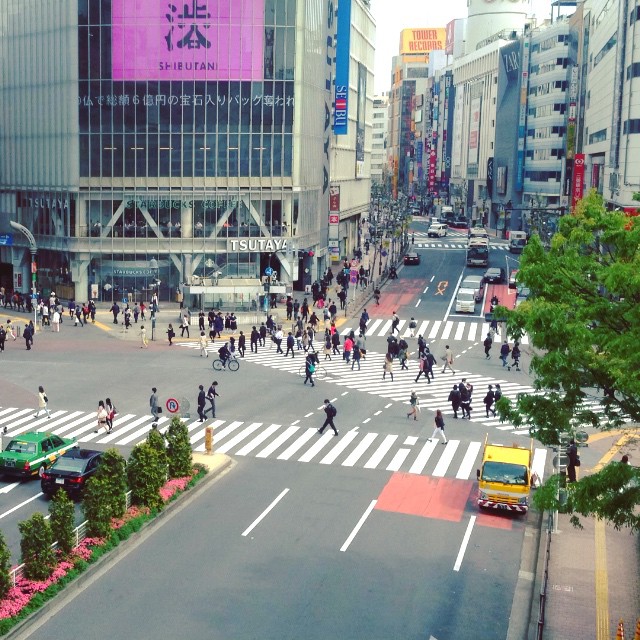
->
[205,426,213,455]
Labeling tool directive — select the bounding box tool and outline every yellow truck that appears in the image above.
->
[476,436,534,513]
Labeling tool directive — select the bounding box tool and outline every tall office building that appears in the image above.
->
[0,0,373,306]
[371,94,389,186]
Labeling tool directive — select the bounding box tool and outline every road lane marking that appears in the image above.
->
[404,436,418,445]
[291,420,300,425]
[340,500,377,552]
[241,488,290,537]
[374,411,382,415]
[454,322,466,341]
[453,516,476,571]
[423,286,429,293]
[456,441,482,479]
[235,424,281,456]
[216,422,263,454]
[364,434,398,469]
[365,319,383,336]
[430,276,435,282]
[0,492,44,520]
[468,323,479,341]
[385,403,393,408]
[415,299,421,307]
[363,418,371,423]
[432,440,460,476]
[416,320,429,337]
[255,426,299,458]
[341,391,349,395]
[319,430,359,464]
[409,439,438,474]
[428,321,441,339]
[342,432,378,467]
[441,321,453,340]
[277,428,317,460]
[386,448,411,471]
[0,482,20,494]
[304,412,314,418]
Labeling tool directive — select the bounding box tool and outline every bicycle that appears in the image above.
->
[298,364,328,381]
[213,357,240,372]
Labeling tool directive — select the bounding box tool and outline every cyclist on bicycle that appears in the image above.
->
[218,342,231,367]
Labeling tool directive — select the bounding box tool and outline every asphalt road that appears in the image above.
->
[1,223,541,639]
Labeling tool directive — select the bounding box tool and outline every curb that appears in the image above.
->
[6,455,234,640]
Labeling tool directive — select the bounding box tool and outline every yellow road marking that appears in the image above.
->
[435,281,448,295]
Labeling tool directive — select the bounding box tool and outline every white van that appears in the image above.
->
[428,222,448,237]
[455,288,477,313]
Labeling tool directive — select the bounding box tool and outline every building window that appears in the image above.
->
[623,119,640,134]
[588,128,607,144]
[627,62,640,79]
[630,5,640,25]
[593,34,617,68]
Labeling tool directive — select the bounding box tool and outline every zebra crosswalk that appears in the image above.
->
[0,406,549,482]
[338,318,529,345]
[411,242,509,250]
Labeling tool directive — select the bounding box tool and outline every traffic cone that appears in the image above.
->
[617,619,624,639]
[633,618,640,640]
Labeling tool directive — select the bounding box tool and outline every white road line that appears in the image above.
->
[340,500,377,552]
[342,391,349,395]
[342,432,378,467]
[374,411,382,416]
[532,448,548,483]
[441,321,454,340]
[304,412,314,418]
[216,422,264,454]
[408,439,438,474]
[235,424,281,456]
[453,516,476,572]
[386,448,411,471]
[365,319,383,336]
[443,272,465,320]
[0,492,44,520]
[468,323,479,342]
[0,408,32,428]
[454,322,466,341]
[364,434,398,469]
[416,321,429,337]
[428,321,441,340]
[423,286,429,293]
[319,430,359,465]
[192,420,242,447]
[377,320,392,336]
[432,440,460,476]
[363,418,371,424]
[255,426,299,458]
[111,417,170,446]
[277,428,317,460]
[404,436,418,445]
[291,419,300,425]
[298,431,335,462]
[456,441,482,479]
[0,482,20,495]
[415,299,421,307]
[242,488,289,537]
[430,276,435,282]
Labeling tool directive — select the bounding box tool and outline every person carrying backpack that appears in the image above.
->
[483,333,493,359]
[318,399,339,436]
[509,342,521,371]
[448,384,462,418]
[500,341,511,367]
[483,385,496,418]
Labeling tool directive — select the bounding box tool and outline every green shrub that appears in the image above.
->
[94,448,128,519]
[0,530,11,600]
[165,416,193,478]
[146,427,168,478]
[18,513,56,581]
[83,475,116,538]
[127,442,165,510]
[48,489,76,556]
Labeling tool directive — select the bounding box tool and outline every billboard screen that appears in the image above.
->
[112,0,265,81]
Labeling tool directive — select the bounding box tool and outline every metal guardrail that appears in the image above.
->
[535,511,554,639]
[9,490,132,587]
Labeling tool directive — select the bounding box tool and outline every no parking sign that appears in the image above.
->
[166,398,180,414]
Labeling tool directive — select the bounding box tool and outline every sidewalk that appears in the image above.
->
[528,432,640,640]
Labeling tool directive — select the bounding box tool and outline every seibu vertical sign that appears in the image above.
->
[334,0,352,135]
[571,154,585,210]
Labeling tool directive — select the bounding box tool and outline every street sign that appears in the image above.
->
[0,234,13,246]
[264,267,274,276]
[166,398,180,413]
[350,259,358,268]
[350,269,358,284]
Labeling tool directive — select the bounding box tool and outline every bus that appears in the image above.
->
[466,238,489,267]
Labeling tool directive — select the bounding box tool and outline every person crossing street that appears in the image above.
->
[317,399,339,436]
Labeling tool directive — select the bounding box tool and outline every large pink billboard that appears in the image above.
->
[112,0,265,81]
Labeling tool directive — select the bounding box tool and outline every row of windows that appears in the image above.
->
[588,128,607,144]
[530,59,569,74]
[527,126,566,137]
[627,62,640,80]
[528,103,567,117]
[525,171,562,181]
[593,34,616,68]
[526,148,565,160]
[80,134,293,178]
[623,119,640,134]
[630,5,640,25]
[531,33,569,54]
[528,80,568,96]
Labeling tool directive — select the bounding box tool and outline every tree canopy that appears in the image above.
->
[499,190,640,530]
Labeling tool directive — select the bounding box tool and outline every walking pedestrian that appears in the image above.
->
[483,333,493,359]
[430,409,448,444]
[303,352,316,387]
[500,341,511,367]
[167,323,175,345]
[351,343,361,370]
[448,384,462,418]
[6,319,16,341]
[407,391,420,420]
[105,397,116,433]
[51,309,61,332]
[198,330,209,357]
[180,314,190,338]
[140,324,148,348]
[494,384,502,413]
[408,317,417,338]
[459,379,473,419]
[483,385,495,418]
[238,331,246,357]
[391,311,400,335]
[274,327,284,354]
[425,347,436,380]
[94,400,109,434]
[343,335,353,363]
[509,342,521,371]
[317,399,339,436]
[110,302,119,324]
[0,324,5,352]
[205,381,219,418]
[75,305,84,327]
[567,439,579,483]
[398,344,409,370]
[285,331,295,357]
[250,326,259,353]
[150,387,160,422]
[259,322,267,347]
[415,351,430,383]
[197,385,207,422]
[34,385,51,418]
[441,345,455,374]
[331,330,341,355]
[23,324,32,350]
[323,331,332,360]
[382,352,394,381]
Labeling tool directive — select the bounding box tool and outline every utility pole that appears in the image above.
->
[10,221,38,330]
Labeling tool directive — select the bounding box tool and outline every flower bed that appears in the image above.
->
[0,464,206,636]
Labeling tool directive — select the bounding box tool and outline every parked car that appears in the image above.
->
[484,267,506,284]
[427,223,448,237]
[455,288,477,313]
[508,269,519,288]
[0,432,77,479]
[403,252,421,265]
[514,286,531,308]
[460,275,486,303]
[40,448,104,499]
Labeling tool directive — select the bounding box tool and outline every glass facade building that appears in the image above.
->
[0,0,333,305]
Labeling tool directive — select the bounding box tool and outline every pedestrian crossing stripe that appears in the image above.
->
[175,342,613,436]
[0,405,548,481]
[340,318,529,345]
[412,243,509,250]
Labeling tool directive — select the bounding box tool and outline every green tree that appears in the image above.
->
[165,416,193,478]
[146,427,168,479]
[127,442,165,510]
[0,531,11,601]
[49,489,76,556]
[500,190,640,531]
[94,448,128,519]
[18,513,56,581]
[83,476,115,538]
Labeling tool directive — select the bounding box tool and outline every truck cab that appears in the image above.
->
[476,436,533,513]
[509,231,527,253]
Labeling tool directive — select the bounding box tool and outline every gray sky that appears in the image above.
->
[370,0,555,94]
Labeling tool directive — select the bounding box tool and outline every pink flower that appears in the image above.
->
[159,476,193,502]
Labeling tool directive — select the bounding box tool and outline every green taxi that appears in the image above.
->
[0,432,77,479]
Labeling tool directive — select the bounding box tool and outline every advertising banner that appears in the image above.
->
[571,154,585,210]
[468,96,481,166]
[330,186,341,212]
[445,20,455,55]
[112,0,265,81]
[355,62,366,178]
[399,28,446,55]
[334,0,352,135]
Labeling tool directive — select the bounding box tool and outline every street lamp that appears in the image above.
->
[9,221,38,330]
[149,258,158,340]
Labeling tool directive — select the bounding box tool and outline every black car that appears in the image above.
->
[484,267,506,284]
[40,449,103,499]
[403,252,421,265]
[450,217,469,229]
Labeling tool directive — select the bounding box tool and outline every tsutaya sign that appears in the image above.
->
[227,238,288,252]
